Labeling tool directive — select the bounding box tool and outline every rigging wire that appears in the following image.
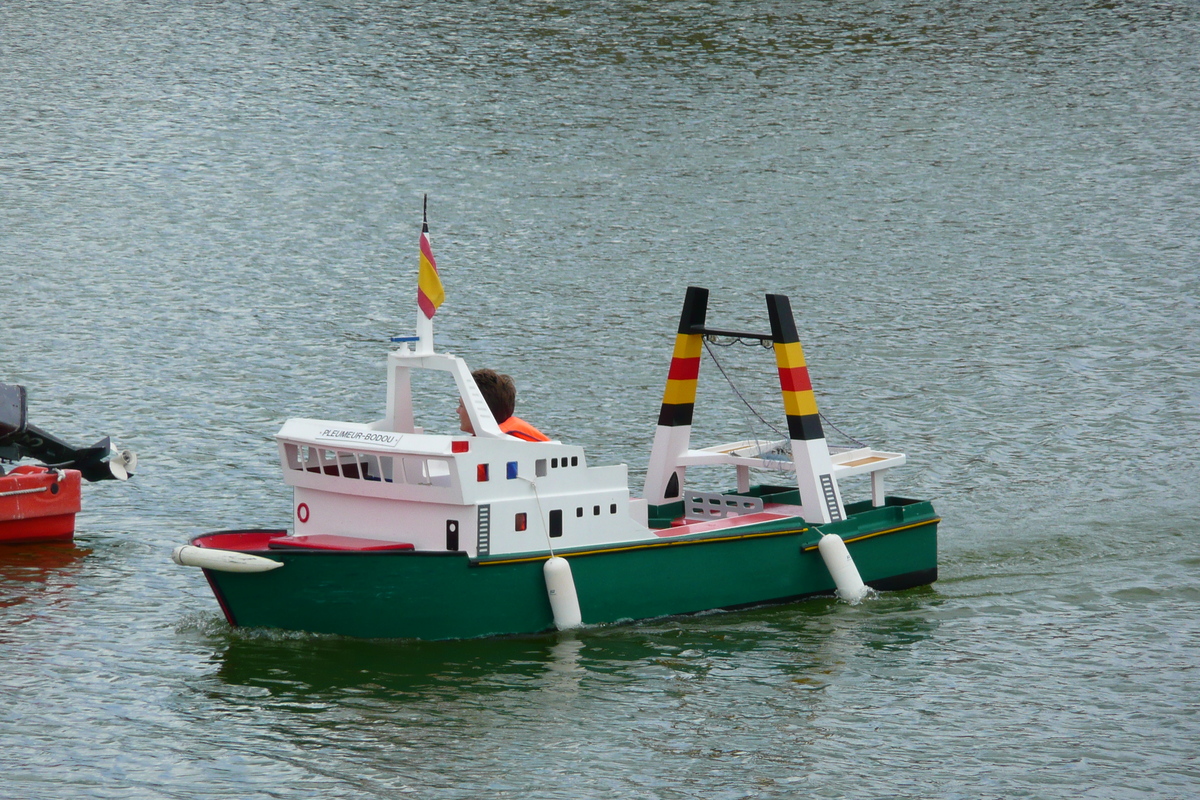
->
[702,337,786,439]
[701,335,868,450]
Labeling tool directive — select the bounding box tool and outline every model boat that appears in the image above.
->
[172,222,938,640]
[1,383,137,544]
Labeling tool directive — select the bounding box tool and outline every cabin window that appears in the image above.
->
[571,457,579,467]
[552,458,559,468]
[304,447,323,474]
[404,458,426,484]
[341,453,364,479]
[549,509,563,538]
[284,443,304,470]
[404,457,453,487]
[593,505,600,516]
[477,463,489,482]
[429,460,452,486]
[610,503,617,514]
[535,459,547,477]
[515,512,527,531]
[361,454,395,483]
[576,507,584,518]
[506,461,518,479]
[359,453,379,480]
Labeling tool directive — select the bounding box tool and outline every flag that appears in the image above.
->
[417,213,444,319]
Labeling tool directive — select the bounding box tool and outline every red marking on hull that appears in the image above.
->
[0,514,76,544]
[0,467,82,545]
[192,530,288,552]
[202,569,239,627]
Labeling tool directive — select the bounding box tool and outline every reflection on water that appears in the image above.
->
[212,628,578,698]
[206,593,929,702]
[0,543,90,616]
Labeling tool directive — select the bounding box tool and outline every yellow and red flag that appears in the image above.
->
[417,208,444,319]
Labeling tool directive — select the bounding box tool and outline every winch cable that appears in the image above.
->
[701,335,867,452]
[702,336,787,460]
[516,475,556,557]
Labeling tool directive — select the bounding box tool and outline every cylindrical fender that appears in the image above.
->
[172,545,283,573]
[543,556,583,630]
[817,533,869,603]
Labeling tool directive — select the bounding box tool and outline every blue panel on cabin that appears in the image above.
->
[507,461,518,479]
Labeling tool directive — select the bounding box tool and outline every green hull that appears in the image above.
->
[200,498,938,640]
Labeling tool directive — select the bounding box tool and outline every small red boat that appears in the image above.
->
[0,466,82,544]
[1,382,136,545]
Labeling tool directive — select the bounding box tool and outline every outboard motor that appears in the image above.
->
[0,383,137,481]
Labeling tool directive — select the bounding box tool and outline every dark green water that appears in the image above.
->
[3,1,1198,797]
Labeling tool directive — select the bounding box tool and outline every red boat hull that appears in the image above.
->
[0,466,82,544]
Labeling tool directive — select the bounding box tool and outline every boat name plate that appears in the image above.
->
[316,429,402,447]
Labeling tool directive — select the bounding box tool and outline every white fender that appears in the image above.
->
[817,534,869,603]
[543,556,583,630]
[172,545,283,574]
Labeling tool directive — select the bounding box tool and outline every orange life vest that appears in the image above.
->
[499,416,550,442]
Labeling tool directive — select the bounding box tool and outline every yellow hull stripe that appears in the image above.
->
[800,518,942,552]
[478,516,939,566]
[478,526,810,566]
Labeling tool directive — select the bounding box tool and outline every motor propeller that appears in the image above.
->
[107,447,138,481]
[0,382,138,482]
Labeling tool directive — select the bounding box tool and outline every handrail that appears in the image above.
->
[0,486,50,498]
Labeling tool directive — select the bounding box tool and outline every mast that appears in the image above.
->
[382,198,506,439]
[766,294,845,524]
[643,286,708,505]
[643,287,847,524]
[415,195,440,356]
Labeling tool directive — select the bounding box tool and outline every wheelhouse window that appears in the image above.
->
[284,443,305,471]
[283,443,397,483]
[361,453,395,482]
[404,457,452,487]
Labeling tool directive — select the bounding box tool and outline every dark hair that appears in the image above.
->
[472,369,515,422]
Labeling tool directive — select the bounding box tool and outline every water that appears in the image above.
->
[3,1,1199,797]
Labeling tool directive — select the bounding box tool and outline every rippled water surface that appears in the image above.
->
[3,1,1199,798]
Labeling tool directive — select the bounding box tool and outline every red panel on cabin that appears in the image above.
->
[267,534,415,551]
